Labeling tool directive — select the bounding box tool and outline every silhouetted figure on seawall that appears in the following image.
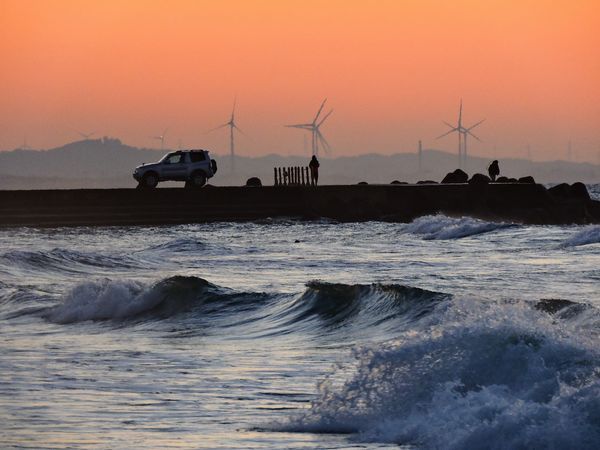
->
[309,155,320,186]
[488,160,500,181]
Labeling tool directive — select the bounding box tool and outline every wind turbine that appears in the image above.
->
[75,129,96,140]
[152,128,168,150]
[437,100,484,168]
[19,135,32,150]
[286,98,333,157]
[207,99,244,172]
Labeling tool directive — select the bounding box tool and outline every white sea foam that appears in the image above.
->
[561,225,600,247]
[402,215,512,240]
[45,279,157,323]
[280,298,600,448]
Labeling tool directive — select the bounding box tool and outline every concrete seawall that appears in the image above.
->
[0,184,598,227]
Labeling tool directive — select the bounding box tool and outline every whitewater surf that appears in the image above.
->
[1,210,599,449]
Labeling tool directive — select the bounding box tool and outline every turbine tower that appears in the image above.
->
[19,135,32,150]
[437,100,484,169]
[152,128,168,150]
[286,98,333,157]
[208,99,243,172]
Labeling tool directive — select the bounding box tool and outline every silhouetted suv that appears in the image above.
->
[133,150,217,189]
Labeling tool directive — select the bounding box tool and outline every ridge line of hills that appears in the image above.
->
[0,137,598,189]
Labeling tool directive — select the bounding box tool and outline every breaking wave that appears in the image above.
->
[293,282,447,328]
[402,215,514,240]
[561,225,600,248]
[41,277,450,333]
[277,298,600,449]
[44,276,220,323]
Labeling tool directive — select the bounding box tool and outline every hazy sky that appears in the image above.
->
[1,0,599,161]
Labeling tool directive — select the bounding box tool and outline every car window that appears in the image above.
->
[165,153,183,164]
[190,152,206,163]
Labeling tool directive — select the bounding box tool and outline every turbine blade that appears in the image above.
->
[466,118,485,131]
[313,98,327,123]
[442,120,455,130]
[233,124,246,136]
[466,130,482,142]
[162,127,169,137]
[458,99,463,128]
[285,123,313,129]
[317,109,333,127]
[316,130,331,152]
[205,123,229,133]
[436,128,458,140]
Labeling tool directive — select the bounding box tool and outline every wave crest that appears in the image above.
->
[44,276,215,324]
[265,282,451,336]
[561,225,600,247]
[145,238,208,253]
[1,248,139,272]
[402,215,513,239]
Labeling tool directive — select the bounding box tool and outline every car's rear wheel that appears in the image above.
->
[141,172,158,189]
[187,171,206,189]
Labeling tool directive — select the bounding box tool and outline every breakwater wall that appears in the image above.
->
[0,183,598,227]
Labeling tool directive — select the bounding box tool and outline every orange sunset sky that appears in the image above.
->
[1,0,599,161]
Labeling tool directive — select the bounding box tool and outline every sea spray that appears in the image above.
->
[279,297,600,448]
[401,215,514,240]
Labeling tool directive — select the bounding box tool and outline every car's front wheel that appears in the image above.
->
[187,171,207,189]
[140,172,158,189]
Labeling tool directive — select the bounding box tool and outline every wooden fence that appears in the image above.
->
[274,166,314,186]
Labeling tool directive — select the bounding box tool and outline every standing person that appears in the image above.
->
[488,160,500,181]
[309,155,320,186]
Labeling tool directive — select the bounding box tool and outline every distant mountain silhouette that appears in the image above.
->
[0,138,598,189]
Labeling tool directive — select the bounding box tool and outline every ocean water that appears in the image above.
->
[1,185,599,449]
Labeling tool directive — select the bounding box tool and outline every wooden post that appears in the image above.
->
[274,167,278,186]
[301,167,305,185]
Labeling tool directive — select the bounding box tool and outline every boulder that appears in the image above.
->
[390,180,408,184]
[245,177,262,187]
[518,176,536,184]
[441,169,468,184]
[570,182,591,201]
[417,180,438,184]
[357,181,369,185]
[548,183,572,198]
[496,176,510,183]
[468,173,491,185]
[548,182,590,201]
